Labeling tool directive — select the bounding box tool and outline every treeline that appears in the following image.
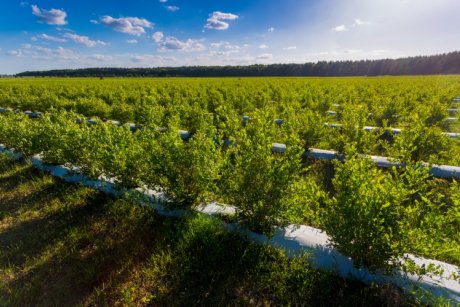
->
[16,51,460,77]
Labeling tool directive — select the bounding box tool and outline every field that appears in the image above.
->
[0,76,459,304]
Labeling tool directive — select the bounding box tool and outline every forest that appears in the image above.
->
[14,51,460,78]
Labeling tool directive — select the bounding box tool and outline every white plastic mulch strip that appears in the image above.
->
[305,148,460,179]
[0,145,459,302]
[325,122,458,139]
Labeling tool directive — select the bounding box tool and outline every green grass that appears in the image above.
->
[0,155,419,306]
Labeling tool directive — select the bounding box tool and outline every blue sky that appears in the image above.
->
[0,0,459,74]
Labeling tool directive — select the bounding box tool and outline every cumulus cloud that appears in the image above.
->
[205,11,239,30]
[332,25,348,32]
[166,6,179,12]
[64,33,105,48]
[282,46,297,50]
[152,31,164,43]
[126,39,138,44]
[35,34,66,43]
[31,4,67,25]
[158,36,205,52]
[100,16,153,36]
[259,44,269,49]
[267,27,275,32]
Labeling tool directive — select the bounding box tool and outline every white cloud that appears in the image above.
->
[344,49,362,54]
[158,36,205,52]
[256,53,273,60]
[205,11,239,30]
[152,31,164,43]
[8,45,77,60]
[283,46,297,50]
[210,12,239,20]
[55,27,73,32]
[36,34,66,43]
[353,18,371,26]
[7,50,22,57]
[159,0,168,2]
[166,6,179,12]
[209,41,240,56]
[31,5,67,25]
[132,54,177,63]
[90,19,99,24]
[64,33,105,48]
[331,19,370,33]
[126,39,138,44]
[268,27,275,32]
[210,41,240,50]
[218,54,257,64]
[259,44,269,49]
[100,16,153,36]
[209,51,233,57]
[87,54,113,61]
[332,25,348,32]
[7,44,112,63]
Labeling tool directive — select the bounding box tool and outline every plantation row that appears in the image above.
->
[0,108,459,274]
[1,102,459,166]
[4,107,459,140]
[0,77,459,165]
[2,106,460,180]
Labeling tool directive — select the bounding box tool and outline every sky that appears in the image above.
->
[0,0,459,74]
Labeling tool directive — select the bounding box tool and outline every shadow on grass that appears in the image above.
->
[0,157,410,306]
[0,184,166,306]
[0,186,108,267]
[146,215,407,307]
[0,163,36,193]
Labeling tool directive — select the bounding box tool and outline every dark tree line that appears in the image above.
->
[16,51,460,77]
